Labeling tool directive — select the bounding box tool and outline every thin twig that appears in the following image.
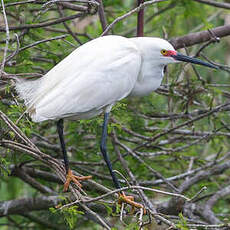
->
[0,0,10,78]
[134,102,230,151]
[19,34,68,52]
[61,185,189,209]
[0,13,86,31]
[57,5,82,44]
[189,186,207,202]
[4,34,20,64]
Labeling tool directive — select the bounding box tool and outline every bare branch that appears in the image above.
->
[96,0,107,32]
[134,102,230,151]
[62,185,189,209]
[19,34,68,52]
[11,166,55,194]
[57,5,82,44]
[0,13,86,31]
[137,0,144,36]
[170,25,230,49]
[0,195,62,217]
[202,185,230,224]
[0,0,10,77]
[193,0,230,9]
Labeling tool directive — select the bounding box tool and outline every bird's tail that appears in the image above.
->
[15,78,35,105]
[13,76,42,116]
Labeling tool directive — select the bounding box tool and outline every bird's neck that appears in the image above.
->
[129,63,164,97]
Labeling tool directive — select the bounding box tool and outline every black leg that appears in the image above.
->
[57,119,69,173]
[100,112,121,189]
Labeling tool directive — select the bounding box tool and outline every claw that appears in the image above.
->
[63,169,92,192]
[118,192,146,215]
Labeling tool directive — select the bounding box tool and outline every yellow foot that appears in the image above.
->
[63,169,92,192]
[118,192,146,215]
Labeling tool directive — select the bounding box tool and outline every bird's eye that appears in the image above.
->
[161,49,168,56]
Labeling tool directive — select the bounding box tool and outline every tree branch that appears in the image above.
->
[170,24,230,49]
[0,13,86,31]
[202,185,230,224]
[0,0,9,77]
[193,0,230,9]
[0,196,62,217]
[137,0,144,36]
[179,160,230,193]
[96,0,107,32]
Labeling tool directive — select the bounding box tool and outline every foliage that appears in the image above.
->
[176,213,189,230]
[50,205,84,229]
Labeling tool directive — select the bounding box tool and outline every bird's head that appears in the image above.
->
[156,38,217,69]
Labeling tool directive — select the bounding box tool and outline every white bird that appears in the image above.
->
[15,35,217,210]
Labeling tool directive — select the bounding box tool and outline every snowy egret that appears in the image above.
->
[15,35,217,209]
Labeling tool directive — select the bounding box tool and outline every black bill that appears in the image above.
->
[171,52,218,69]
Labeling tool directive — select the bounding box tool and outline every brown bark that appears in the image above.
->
[170,24,230,49]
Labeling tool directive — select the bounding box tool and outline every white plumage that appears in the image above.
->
[15,35,214,123]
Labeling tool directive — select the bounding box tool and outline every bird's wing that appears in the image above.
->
[31,36,141,122]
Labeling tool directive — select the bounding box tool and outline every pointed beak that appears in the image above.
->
[171,52,218,69]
